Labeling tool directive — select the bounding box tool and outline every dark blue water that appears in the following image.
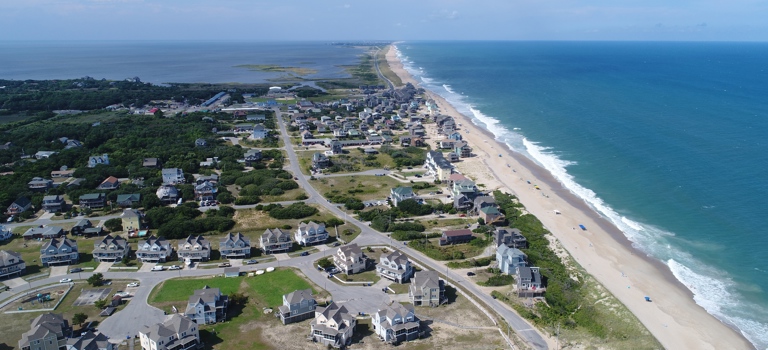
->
[0,41,365,84]
[396,41,768,348]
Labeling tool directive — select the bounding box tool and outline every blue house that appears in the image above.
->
[496,245,527,275]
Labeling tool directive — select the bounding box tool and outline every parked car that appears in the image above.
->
[415,174,422,178]
[333,242,341,247]
[115,291,131,298]
[168,265,182,270]
[59,278,73,283]
[151,266,164,271]
[436,190,443,194]
[466,272,475,276]
[300,251,310,256]
[218,263,231,268]
[127,282,140,287]
[245,259,258,265]
[69,268,83,273]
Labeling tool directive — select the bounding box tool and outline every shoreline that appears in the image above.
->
[385,45,755,349]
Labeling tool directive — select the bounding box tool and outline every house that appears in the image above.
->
[244,149,262,166]
[34,151,58,159]
[309,302,356,349]
[42,195,65,213]
[96,176,120,190]
[439,229,474,246]
[252,125,269,139]
[161,168,185,185]
[517,266,545,297]
[142,158,161,168]
[92,235,130,262]
[156,185,179,204]
[28,177,54,192]
[446,152,459,162]
[438,140,454,149]
[400,136,412,147]
[479,206,505,224]
[177,235,211,262]
[246,114,266,122]
[452,179,479,210]
[234,123,254,132]
[312,153,330,170]
[278,289,317,325]
[497,245,527,275]
[79,193,106,209]
[0,250,25,279]
[447,131,463,141]
[23,226,65,240]
[88,154,109,168]
[51,169,75,178]
[333,243,367,275]
[70,219,93,236]
[454,141,472,158]
[195,175,218,185]
[185,286,228,324]
[472,196,496,214]
[194,181,217,201]
[409,270,445,307]
[65,330,113,350]
[136,236,173,263]
[0,225,11,241]
[376,250,414,283]
[390,187,416,207]
[495,228,528,249]
[40,237,79,266]
[330,140,342,155]
[7,197,32,216]
[295,221,328,246]
[260,228,292,254]
[219,232,250,259]
[18,313,71,350]
[195,138,207,147]
[372,302,420,343]
[139,314,200,350]
[424,151,453,181]
[116,193,140,207]
[364,147,378,155]
[121,209,142,234]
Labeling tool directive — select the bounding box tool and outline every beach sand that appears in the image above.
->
[385,46,755,350]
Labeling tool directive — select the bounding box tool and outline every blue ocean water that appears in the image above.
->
[0,41,365,84]
[396,41,768,348]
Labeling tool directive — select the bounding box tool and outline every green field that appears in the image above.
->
[312,175,404,201]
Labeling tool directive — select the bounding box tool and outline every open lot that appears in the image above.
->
[73,287,112,306]
[296,150,397,175]
[311,175,403,202]
[231,205,360,246]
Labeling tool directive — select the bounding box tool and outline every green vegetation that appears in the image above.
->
[446,256,494,269]
[408,237,490,261]
[376,46,404,87]
[144,202,235,239]
[86,272,105,287]
[233,64,318,76]
[342,54,380,85]
[150,276,244,303]
[478,268,515,286]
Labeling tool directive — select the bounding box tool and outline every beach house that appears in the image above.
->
[161,168,185,185]
[18,313,71,350]
[376,250,414,283]
[409,270,445,307]
[495,228,528,249]
[6,197,32,216]
[96,176,120,190]
[139,314,199,350]
[23,226,65,240]
[497,245,527,275]
[390,187,416,207]
[424,151,453,181]
[260,228,293,254]
[333,243,367,275]
[155,185,179,204]
[177,235,211,262]
[516,266,545,297]
[88,154,109,168]
[438,229,474,246]
[219,232,250,259]
[41,195,65,213]
[0,250,25,279]
[372,302,420,344]
[295,221,328,246]
[136,236,173,263]
[184,286,228,324]
[121,209,142,235]
[309,302,356,349]
[92,235,130,262]
[40,238,79,266]
[78,193,106,209]
[278,289,317,325]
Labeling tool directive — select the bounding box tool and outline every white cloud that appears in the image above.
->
[429,9,459,20]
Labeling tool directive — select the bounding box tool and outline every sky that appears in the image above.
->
[1,0,767,41]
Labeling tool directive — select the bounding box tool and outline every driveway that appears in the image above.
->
[49,266,68,277]
[94,262,113,273]
[138,263,156,273]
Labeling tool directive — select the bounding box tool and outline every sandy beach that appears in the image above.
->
[385,46,754,350]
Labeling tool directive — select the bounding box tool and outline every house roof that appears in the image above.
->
[41,236,77,250]
[12,196,32,207]
[121,209,140,218]
[99,176,119,186]
[24,226,64,238]
[0,250,23,266]
[284,288,314,305]
[66,330,110,350]
[116,193,141,203]
[443,229,473,238]
[480,206,501,215]
[391,186,414,196]
[412,270,441,291]
[79,193,105,201]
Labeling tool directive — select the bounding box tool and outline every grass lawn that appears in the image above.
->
[376,46,404,87]
[149,276,244,303]
[410,238,490,261]
[421,218,473,232]
[386,282,411,294]
[297,150,397,175]
[231,204,344,244]
[312,175,403,202]
[258,187,307,202]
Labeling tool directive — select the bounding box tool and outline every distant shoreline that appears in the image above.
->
[385,44,755,349]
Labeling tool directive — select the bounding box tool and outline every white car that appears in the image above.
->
[151,266,165,271]
[127,282,140,287]
[115,291,131,298]
[59,278,72,283]
[168,265,181,270]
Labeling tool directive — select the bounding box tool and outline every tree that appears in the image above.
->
[72,313,88,326]
[318,257,333,269]
[94,298,108,309]
[104,218,123,232]
[87,272,104,287]
[477,218,485,226]
[141,193,162,210]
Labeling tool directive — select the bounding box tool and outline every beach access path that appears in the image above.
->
[384,45,754,350]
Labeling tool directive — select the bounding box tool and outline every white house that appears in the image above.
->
[139,314,199,350]
[496,245,527,275]
[309,302,356,348]
[295,221,328,246]
[376,250,413,283]
[333,243,367,275]
[372,302,420,343]
[252,125,268,139]
[390,187,415,206]
[161,168,185,185]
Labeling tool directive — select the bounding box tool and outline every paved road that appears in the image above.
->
[373,46,395,90]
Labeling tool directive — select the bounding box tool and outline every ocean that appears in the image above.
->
[0,41,365,84]
[395,41,768,349]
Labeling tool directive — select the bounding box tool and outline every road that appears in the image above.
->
[373,46,395,89]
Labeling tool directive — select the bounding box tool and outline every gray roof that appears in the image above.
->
[66,330,110,350]
[284,288,314,305]
[381,250,408,267]
[412,270,441,291]
[41,237,77,251]
[12,196,32,207]
[141,314,196,343]
[79,193,105,201]
[188,286,222,305]
[19,313,68,348]
[0,250,23,266]
[391,186,414,196]
[24,226,64,238]
[262,228,290,242]
[220,232,249,246]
